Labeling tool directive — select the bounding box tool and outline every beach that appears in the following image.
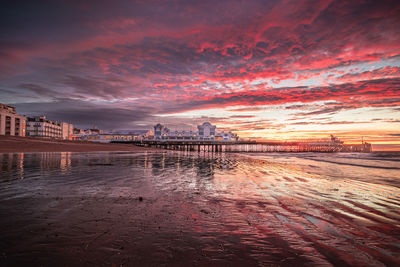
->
[0,151,399,266]
[0,136,158,153]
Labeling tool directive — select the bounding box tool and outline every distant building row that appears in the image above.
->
[1,103,115,141]
[80,130,149,143]
[1,103,73,140]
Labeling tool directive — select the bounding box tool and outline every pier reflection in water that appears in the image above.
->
[0,151,399,266]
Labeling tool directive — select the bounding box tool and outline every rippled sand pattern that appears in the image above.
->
[0,152,399,266]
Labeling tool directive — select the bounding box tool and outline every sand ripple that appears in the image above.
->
[0,151,399,266]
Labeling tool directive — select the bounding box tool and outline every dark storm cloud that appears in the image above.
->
[18,83,57,96]
[0,88,16,94]
[14,99,154,129]
[62,75,129,99]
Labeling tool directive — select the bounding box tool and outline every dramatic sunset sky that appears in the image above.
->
[1,0,400,149]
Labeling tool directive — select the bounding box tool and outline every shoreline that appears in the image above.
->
[2,136,394,153]
[0,136,162,153]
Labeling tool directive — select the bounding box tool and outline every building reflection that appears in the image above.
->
[0,152,72,181]
[0,153,25,180]
[60,152,72,173]
[1,150,239,183]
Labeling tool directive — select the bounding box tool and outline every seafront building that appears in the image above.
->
[84,127,103,135]
[0,103,26,137]
[61,122,74,140]
[26,116,73,140]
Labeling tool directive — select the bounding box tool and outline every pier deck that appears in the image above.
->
[112,140,372,153]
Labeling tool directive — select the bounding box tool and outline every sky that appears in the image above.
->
[1,0,400,150]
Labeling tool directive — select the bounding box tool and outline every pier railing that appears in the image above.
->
[112,140,372,153]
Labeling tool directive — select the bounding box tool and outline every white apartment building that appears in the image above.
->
[26,116,73,140]
[0,103,26,137]
[26,116,63,139]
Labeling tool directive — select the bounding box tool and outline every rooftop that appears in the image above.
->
[0,103,17,114]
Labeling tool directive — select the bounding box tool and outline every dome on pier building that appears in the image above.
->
[154,123,169,140]
[197,122,217,141]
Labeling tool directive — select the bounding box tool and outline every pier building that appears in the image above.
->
[82,122,238,143]
[153,122,238,142]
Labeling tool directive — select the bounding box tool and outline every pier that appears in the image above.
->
[116,140,372,153]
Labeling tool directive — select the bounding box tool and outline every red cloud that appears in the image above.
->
[337,66,400,83]
[163,78,400,113]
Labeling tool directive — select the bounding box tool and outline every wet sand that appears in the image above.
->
[1,151,399,266]
[0,136,158,153]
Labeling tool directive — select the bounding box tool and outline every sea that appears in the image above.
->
[0,151,399,266]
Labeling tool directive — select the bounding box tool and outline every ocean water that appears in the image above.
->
[0,151,399,266]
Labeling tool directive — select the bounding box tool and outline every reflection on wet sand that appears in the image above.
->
[0,151,399,266]
[0,152,73,180]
